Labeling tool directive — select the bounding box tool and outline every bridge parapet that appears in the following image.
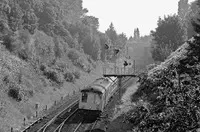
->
[103,66,136,76]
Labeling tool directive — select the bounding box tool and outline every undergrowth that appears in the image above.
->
[126,36,200,132]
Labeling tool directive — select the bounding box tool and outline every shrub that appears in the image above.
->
[27,90,34,97]
[67,50,79,61]
[3,75,9,85]
[8,88,22,102]
[18,29,31,45]
[73,71,80,79]
[2,34,15,52]
[64,71,75,83]
[43,68,64,84]
[146,63,157,71]
[17,49,29,61]
[40,64,46,71]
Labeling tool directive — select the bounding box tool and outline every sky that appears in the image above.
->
[83,0,195,37]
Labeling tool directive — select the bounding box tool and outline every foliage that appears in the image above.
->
[73,71,80,79]
[151,15,185,62]
[43,67,64,84]
[68,49,80,61]
[191,0,200,34]
[67,49,92,72]
[104,23,128,61]
[99,33,111,61]
[134,28,140,40]
[105,23,118,46]
[64,71,75,83]
[128,35,200,132]
[8,85,22,102]
[178,0,189,22]
[179,0,198,39]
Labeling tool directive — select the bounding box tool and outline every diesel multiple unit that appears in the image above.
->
[79,77,118,111]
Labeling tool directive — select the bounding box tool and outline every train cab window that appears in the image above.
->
[82,92,88,103]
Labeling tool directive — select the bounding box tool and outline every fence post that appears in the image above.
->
[35,103,38,118]
[23,118,26,126]
[36,111,38,118]
[45,105,47,111]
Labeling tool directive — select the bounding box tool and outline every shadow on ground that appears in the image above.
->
[66,109,101,124]
[84,128,105,132]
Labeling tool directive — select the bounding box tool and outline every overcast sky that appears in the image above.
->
[83,0,195,37]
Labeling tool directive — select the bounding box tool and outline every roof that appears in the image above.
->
[81,77,115,93]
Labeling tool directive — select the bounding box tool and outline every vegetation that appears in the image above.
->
[116,2,200,132]
[124,2,200,130]
[64,71,75,83]
[150,15,185,62]
[0,0,128,87]
[178,0,199,39]
[126,34,200,132]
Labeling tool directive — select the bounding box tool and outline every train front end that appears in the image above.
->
[79,87,104,111]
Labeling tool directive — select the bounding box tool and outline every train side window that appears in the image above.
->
[82,92,88,102]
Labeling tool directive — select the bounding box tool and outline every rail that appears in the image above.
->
[89,119,98,132]
[42,101,79,132]
[73,121,83,132]
[55,108,79,132]
[23,65,136,132]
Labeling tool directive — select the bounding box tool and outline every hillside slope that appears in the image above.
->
[128,35,200,131]
[0,44,105,131]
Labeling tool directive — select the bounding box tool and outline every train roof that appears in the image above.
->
[81,77,115,93]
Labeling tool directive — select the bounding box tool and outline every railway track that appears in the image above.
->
[54,76,135,132]
[39,101,79,132]
[23,94,79,132]
[29,74,136,132]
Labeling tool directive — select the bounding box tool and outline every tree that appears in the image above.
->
[179,0,199,39]
[134,28,140,40]
[116,32,127,48]
[178,0,189,22]
[151,15,185,62]
[105,22,118,45]
[178,0,189,40]
[191,0,200,34]
[82,15,99,30]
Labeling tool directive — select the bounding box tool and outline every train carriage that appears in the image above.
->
[79,77,117,111]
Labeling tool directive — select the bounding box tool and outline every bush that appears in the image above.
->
[8,88,22,102]
[40,64,46,71]
[68,49,92,73]
[73,71,80,79]
[43,68,64,84]
[68,50,79,61]
[17,49,29,61]
[64,71,75,83]
[2,34,15,52]
[27,90,34,97]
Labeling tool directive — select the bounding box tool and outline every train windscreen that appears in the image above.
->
[82,92,88,102]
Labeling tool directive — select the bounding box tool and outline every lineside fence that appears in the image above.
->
[19,88,80,132]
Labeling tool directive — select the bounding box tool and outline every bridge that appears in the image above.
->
[103,62,139,97]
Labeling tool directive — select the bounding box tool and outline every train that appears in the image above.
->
[79,76,118,112]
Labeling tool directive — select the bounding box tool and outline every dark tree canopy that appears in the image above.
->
[191,0,200,34]
[151,15,185,62]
